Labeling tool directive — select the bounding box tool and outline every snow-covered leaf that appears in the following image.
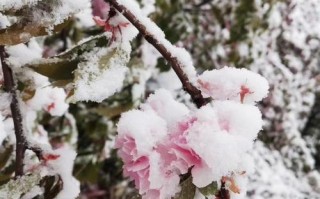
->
[25,34,109,81]
[58,34,109,60]
[0,0,40,12]
[72,42,131,102]
[0,173,41,199]
[0,20,70,46]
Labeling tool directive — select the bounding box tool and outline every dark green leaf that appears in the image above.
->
[175,176,196,199]
[198,181,218,196]
[92,103,133,119]
[0,145,13,170]
[74,162,101,184]
[28,59,78,80]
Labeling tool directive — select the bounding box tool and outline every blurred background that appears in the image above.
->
[2,0,320,198]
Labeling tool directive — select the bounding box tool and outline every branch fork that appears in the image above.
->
[0,46,44,176]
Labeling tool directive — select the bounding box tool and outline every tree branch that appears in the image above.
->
[0,45,26,176]
[107,0,210,108]
[0,46,45,177]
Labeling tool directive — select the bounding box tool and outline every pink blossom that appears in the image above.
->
[115,134,183,198]
[91,0,110,20]
[115,107,181,198]
[26,87,69,116]
[92,6,138,42]
[93,16,130,33]
[115,91,198,198]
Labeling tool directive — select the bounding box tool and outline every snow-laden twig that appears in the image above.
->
[0,45,26,176]
[0,46,44,176]
[107,0,210,108]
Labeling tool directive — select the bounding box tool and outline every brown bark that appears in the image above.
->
[0,45,26,176]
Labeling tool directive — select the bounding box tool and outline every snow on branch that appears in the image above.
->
[0,45,26,176]
[1,46,47,175]
[1,44,50,171]
[107,0,210,108]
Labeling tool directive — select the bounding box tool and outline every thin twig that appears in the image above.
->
[28,145,44,160]
[107,0,210,108]
[0,45,26,176]
[0,46,45,176]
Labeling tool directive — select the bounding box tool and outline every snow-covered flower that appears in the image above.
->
[197,67,269,104]
[186,102,262,187]
[91,0,110,20]
[115,90,192,198]
[93,8,138,43]
[27,87,69,116]
[115,69,268,198]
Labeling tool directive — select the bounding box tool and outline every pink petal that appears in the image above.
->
[93,16,106,27]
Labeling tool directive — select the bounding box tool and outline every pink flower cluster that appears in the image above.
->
[115,67,269,199]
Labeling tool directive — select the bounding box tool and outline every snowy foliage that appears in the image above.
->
[73,42,130,102]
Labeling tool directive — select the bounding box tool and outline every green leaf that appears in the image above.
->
[198,181,218,196]
[91,103,133,119]
[0,145,13,170]
[27,59,79,80]
[0,19,71,46]
[0,163,15,186]
[175,176,196,199]
[0,174,12,186]
[25,34,109,82]
[74,162,101,184]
